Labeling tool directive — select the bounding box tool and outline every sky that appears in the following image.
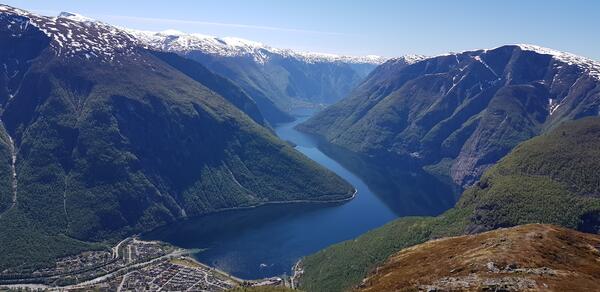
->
[3,0,599,60]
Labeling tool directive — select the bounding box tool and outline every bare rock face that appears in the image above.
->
[299,45,600,187]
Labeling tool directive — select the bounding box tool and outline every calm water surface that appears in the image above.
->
[143,113,457,279]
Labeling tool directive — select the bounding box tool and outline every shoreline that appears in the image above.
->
[141,187,358,236]
[0,249,244,291]
[0,189,358,290]
[191,187,357,213]
[182,255,246,283]
[140,188,358,284]
[142,188,358,280]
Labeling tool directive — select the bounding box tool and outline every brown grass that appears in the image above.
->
[357,224,600,291]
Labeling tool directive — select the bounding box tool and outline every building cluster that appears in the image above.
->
[1,238,292,291]
[0,237,172,286]
[116,258,237,291]
[54,251,113,273]
[121,239,173,264]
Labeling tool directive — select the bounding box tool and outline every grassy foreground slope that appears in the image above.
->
[358,224,600,291]
[299,117,600,292]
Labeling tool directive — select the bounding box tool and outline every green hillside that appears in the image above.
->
[149,50,268,127]
[0,8,353,271]
[298,117,600,292]
[298,46,600,187]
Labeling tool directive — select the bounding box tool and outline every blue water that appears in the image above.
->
[143,114,457,279]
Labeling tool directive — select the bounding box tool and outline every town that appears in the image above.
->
[0,238,287,291]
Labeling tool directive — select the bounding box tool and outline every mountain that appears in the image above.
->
[54,12,269,127]
[128,29,389,124]
[0,5,353,270]
[298,45,600,187]
[357,224,600,292]
[297,117,600,291]
[148,50,268,126]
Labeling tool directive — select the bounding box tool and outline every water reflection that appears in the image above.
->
[315,141,460,217]
[143,113,459,279]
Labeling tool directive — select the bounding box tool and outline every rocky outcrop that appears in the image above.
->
[358,224,600,292]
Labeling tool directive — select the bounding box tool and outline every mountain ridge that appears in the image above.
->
[298,44,600,187]
[1,6,391,124]
[127,28,390,123]
[52,10,389,66]
[125,29,388,66]
[51,9,392,123]
[0,4,354,270]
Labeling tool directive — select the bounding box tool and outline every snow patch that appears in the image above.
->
[1,5,140,62]
[473,55,499,78]
[127,28,388,65]
[57,11,94,23]
[2,5,387,65]
[548,98,562,115]
[515,44,600,81]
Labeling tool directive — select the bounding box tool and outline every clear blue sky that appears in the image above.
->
[4,0,599,60]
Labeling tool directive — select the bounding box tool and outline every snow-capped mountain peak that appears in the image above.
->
[157,29,187,36]
[1,5,140,62]
[514,44,600,80]
[387,54,428,65]
[127,28,387,65]
[57,11,95,23]
[1,5,388,66]
[220,36,264,48]
[438,44,600,81]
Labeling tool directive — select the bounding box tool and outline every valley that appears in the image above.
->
[141,113,457,280]
[0,111,458,290]
[1,2,600,292]
[296,116,600,291]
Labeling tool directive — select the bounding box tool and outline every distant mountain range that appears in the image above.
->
[126,28,388,123]
[4,4,600,288]
[0,5,353,270]
[126,27,386,65]
[46,11,388,125]
[299,116,600,291]
[298,44,600,187]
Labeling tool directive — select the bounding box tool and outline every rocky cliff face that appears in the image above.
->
[299,45,600,187]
